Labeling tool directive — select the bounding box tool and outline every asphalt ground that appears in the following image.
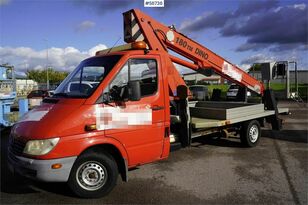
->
[0,101,307,204]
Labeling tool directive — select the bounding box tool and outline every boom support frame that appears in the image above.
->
[123,9,264,96]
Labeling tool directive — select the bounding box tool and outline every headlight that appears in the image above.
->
[23,138,59,156]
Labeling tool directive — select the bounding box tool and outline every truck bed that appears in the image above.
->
[189,101,288,129]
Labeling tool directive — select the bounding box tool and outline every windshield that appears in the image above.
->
[54,55,122,98]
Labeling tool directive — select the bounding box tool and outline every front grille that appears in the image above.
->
[8,150,37,178]
[8,149,19,163]
[9,137,27,156]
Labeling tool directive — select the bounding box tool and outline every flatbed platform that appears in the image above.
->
[189,101,288,129]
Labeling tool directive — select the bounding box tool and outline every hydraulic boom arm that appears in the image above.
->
[123,9,264,95]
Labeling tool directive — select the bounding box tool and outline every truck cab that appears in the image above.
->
[9,47,171,198]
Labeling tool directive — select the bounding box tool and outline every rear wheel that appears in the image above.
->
[68,152,118,198]
[240,120,261,147]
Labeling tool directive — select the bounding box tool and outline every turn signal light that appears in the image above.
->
[51,163,62,169]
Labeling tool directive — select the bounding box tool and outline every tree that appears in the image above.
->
[26,68,69,84]
[247,64,262,73]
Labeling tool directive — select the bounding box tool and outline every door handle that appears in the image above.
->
[150,105,165,111]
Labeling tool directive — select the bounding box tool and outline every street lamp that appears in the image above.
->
[43,39,50,90]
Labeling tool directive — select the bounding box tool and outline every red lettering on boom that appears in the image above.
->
[195,48,208,60]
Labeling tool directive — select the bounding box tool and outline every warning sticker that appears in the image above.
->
[222,61,242,82]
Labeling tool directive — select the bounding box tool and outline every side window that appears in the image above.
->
[102,59,157,102]
[110,63,129,89]
[130,59,157,97]
[102,63,128,102]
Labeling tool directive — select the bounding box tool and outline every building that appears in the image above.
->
[249,70,308,84]
[16,79,38,96]
[0,69,38,97]
[183,72,224,85]
[183,69,308,86]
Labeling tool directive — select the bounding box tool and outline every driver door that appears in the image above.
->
[100,56,165,166]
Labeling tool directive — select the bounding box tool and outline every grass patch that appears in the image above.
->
[207,85,229,93]
[206,85,229,99]
[268,83,286,91]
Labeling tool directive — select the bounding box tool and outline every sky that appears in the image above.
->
[0,0,307,75]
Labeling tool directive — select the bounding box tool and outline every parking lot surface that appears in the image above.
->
[1,101,307,204]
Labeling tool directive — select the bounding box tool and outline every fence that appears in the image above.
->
[0,80,60,97]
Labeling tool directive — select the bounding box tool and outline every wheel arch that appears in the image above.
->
[78,141,129,182]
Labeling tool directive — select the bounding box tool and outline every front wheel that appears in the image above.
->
[68,152,118,198]
[240,120,261,147]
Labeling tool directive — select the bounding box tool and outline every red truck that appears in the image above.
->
[8,9,287,198]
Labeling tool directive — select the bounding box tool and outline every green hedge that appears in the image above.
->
[196,83,308,100]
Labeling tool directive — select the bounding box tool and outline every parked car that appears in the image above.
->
[189,85,209,101]
[27,90,50,106]
[67,81,100,95]
[27,90,50,99]
[226,84,251,102]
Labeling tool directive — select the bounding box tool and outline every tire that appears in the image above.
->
[240,120,261,147]
[68,151,118,198]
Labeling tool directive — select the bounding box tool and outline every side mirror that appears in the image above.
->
[128,80,141,101]
[177,85,188,99]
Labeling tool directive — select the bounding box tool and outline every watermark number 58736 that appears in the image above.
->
[144,0,164,7]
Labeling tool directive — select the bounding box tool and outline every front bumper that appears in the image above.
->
[8,150,77,182]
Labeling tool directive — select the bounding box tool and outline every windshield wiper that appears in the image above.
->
[53,92,88,98]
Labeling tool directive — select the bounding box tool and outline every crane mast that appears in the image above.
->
[123,9,264,95]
